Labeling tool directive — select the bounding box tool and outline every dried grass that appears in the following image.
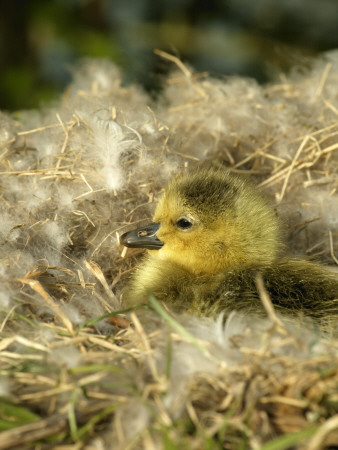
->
[0,53,338,449]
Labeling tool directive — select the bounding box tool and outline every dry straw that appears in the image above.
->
[0,52,338,448]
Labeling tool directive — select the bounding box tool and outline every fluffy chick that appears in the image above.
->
[121,168,338,329]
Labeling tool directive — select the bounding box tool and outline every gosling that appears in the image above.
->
[121,167,338,330]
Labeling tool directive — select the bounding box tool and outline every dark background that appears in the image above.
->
[1,0,338,110]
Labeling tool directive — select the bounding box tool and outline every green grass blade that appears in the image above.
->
[260,426,318,450]
[147,292,213,359]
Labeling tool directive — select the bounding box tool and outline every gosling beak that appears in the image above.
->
[120,222,164,250]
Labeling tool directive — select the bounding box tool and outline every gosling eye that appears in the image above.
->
[176,218,193,230]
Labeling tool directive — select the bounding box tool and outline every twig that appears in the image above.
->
[84,260,120,309]
[277,135,309,202]
[130,312,160,382]
[17,278,74,334]
[329,231,338,265]
[308,414,338,450]
[154,49,192,78]
[312,62,332,101]
[255,274,284,328]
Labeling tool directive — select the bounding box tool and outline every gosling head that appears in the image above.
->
[121,167,281,275]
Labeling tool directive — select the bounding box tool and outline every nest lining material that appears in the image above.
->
[0,51,338,448]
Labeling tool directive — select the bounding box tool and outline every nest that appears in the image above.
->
[0,51,338,449]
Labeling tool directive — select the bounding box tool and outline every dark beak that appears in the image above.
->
[120,222,164,250]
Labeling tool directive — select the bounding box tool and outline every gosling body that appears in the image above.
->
[121,168,338,329]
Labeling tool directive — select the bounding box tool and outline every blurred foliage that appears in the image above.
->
[1,0,338,110]
[0,397,40,431]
